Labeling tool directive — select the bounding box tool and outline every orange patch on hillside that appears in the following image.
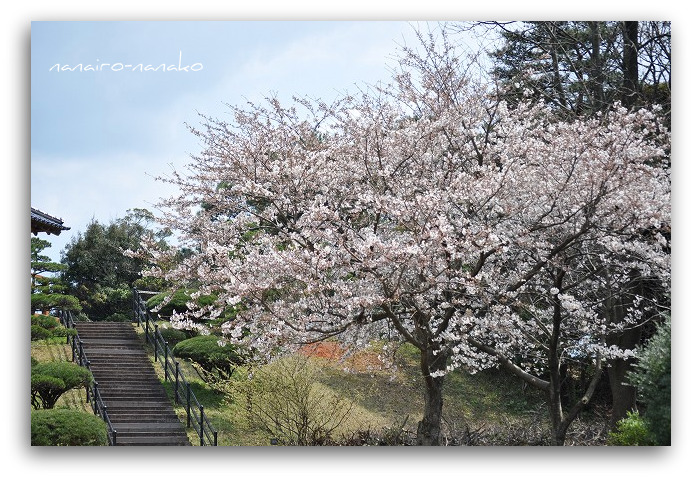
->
[299,341,386,372]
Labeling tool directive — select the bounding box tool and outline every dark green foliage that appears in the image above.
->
[31,293,81,315]
[31,409,108,446]
[31,361,93,409]
[31,237,81,315]
[607,411,653,446]
[485,21,670,121]
[104,312,131,322]
[158,327,189,345]
[172,335,246,373]
[31,315,60,329]
[31,315,76,341]
[628,317,671,445]
[31,325,53,341]
[61,210,165,321]
[146,289,217,318]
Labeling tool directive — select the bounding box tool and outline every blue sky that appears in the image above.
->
[31,20,440,260]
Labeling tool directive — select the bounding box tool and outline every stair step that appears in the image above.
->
[108,415,181,422]
[114,438,190,446]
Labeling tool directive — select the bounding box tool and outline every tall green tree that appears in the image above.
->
[61,209,166,321]
[462,21,670,122]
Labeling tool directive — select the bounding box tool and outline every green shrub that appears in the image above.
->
[31,318,76,341]
[31,361,93,409]
[230,355,355,445]
[31,409,108,446]
[607,411,653,446]
[172,335,246,373]
[628,316,671,445]
[49,327,77,338]
[104,312,130,322]
[31,325,53,341]
[31,315,61,330]
[146,289,218,317]
[158,326,188,345]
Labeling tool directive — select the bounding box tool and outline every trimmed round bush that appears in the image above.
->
[31,361,93,409]
[31,409,108,446]
[158,327,188,345]
[104,312,131,323]
[31,325,52,341]
[146,289,218,317]
[31,315,61,330]
[172,335,246,372]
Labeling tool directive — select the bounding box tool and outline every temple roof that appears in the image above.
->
[31,208,70,236]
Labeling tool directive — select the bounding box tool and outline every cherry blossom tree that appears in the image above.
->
[138,32,670,445]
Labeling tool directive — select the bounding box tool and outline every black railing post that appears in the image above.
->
[175,362,180,403]
[154,324,159,361]
[199,406,205,446]
[164,340,169,382]
[186,384,191,427]
[88,380,95,403]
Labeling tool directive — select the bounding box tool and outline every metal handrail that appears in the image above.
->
[59,310,118,446]
[133,289,218,446]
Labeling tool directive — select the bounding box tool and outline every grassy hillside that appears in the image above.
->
[143,334,578,446]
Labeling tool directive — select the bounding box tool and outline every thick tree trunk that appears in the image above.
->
[589,21,606,112]
[417,372,446,445]
[622,21,640,108]
[548,282,567,446]
[416,345,448,446]
[604,282,643,429]
[607,325,641,428]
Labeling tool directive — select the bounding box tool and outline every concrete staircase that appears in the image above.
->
[74,321,191,446]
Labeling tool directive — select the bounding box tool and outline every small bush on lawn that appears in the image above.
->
[31,315,76,341]
[147,289,217,317]
[104,312,131,322]
[31,361,93,409]
[607,411,653,446]
[158,326,189,345]
[31,325,53,341]
[31,409,108,446]
[31,315,61,330]
[229,355,355,446]
[172,335,246,374]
